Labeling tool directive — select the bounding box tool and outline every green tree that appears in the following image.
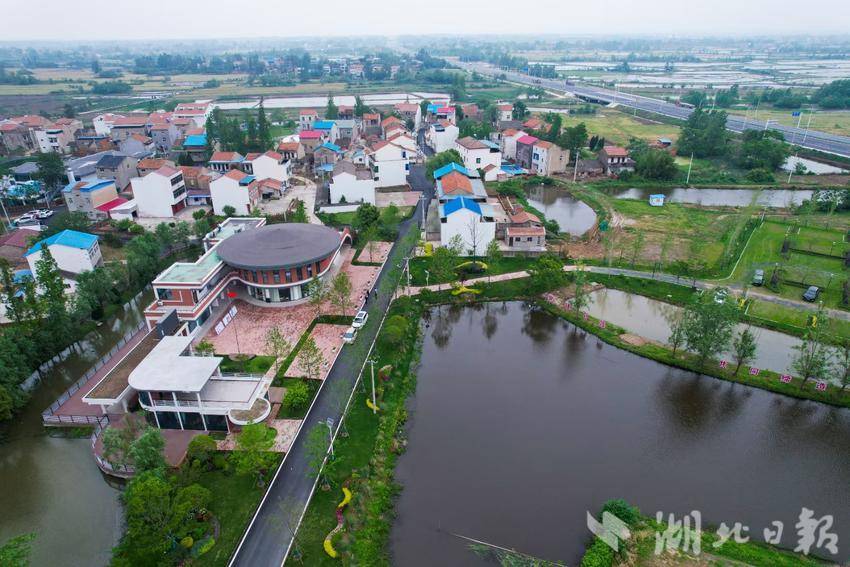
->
[736,130,791,171]
[526,254,566,294]
[666,310,687,356]
[306,276,328,318]
[361,223,380,263]
[512,100,528,119]
[329,272,353,315]
[634,149,678,180]
[571,268,590,312]
[485,238,502,282]
[35,152,65,190]
[681,294,738,368]
[353,202,380,232]
[731,327,758,374]
[129,427,166,473]
[195,339,215,356]
[222,205,236,217]
[677,108,728,158]
[265,327,293,370]
[354,95,369,117]
[383,314,409,348]
[304,423,330,479]
[257,101,272,150]
[63,103,75,118]
[298,337,325,381]
[231,423,277,485]
[792,310,831,388]
[430,244,459,285]
[186,434,217,469]
[425,149,463,179]
[290,200,308,223]
[282,380,310,412]
[379,203,401,238]
[832,340,850,391]
[559,123,588,160]
[325,94,339,119]
[0,533,35,567]
[41,211,91,238]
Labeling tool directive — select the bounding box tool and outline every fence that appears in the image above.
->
[41,320,146,424]
[90,417,135,477]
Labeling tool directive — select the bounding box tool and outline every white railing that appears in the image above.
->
[90,417,135,476]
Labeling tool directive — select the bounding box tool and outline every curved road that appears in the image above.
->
[229,165,431,567]
[457,60,850,158]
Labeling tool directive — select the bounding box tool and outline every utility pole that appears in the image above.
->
[802,111,813,145]
[685,152,695,185]
[325,417,335,459]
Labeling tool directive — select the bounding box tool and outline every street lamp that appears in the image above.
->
[368,358,377,415]
[325,417,335,459]
[424,270,430,287]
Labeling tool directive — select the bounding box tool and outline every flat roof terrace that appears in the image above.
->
[84,331,161,402]
[155,249,223,285]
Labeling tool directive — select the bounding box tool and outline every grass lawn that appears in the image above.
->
[728,220,850,309]
[550,107,680,146]
[270,125,295,139]
[193,457,284,567]
[407,254,536,286]
[276,378,321,419]
[218,355,275,374]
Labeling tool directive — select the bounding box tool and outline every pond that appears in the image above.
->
[525,185,598,235]
[783,156,847,175]
[0,290,152,566]
[612,187,814,208]
[584,288,802,376]
[390,302,850,565]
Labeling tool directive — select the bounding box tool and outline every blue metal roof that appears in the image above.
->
[13,269,32,284]
[26,229,99,257]
[432,162,469,180]
[184,134,207,147]
[319,142,342,153]
[238,175,256,186]
[313,121,335,130]
[442,196,482,217]
[62,179,114,194]
[427,104,441,114]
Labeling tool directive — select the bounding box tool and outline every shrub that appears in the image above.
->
[601,499,640,527]
[282,380,311,412]
[186,435,217,468]
[745,168,774,183]
[211,453,228,471]
[580,537,615,567]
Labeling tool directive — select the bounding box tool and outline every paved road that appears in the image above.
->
[230,165,432,567]
[457,61,850,158]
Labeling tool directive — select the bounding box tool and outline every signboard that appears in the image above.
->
[749,367,760,376]
[719,360,728,369]
[816,381,828,391]
[223,314,232,326]
[229,305,238,318]
[780,374,792,383]
[214,322,225,335]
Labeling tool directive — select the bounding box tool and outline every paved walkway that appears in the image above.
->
[230,163,433,567]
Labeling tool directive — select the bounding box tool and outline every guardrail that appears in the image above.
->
[41,320,146,424]
[90,417,135,477]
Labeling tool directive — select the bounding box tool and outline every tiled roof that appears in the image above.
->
[0,227,40,249]
[517,135,539,145]
[456,136,487,150]
[497,104,513,111]
[440,171,473,194]
[381,116,403,127]
[156,165,180,177]
[95,197,130,212]
[263,150,283,161]
[137,158,173,170]
[510,209,541,224]
[534,140,554,149]
[433,162,470,180]
[278,141,301,152]
[224,169,250,182]
[129,133,152,143]
[602,146,629,157]
[299,109,318,116]
[113,115,149,127]
[299,130,323,140]
[210,151,244,162]
[506,226,546,237]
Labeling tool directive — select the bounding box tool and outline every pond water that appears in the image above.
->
[525,185,598,235]
[612,187,814,208]
[584,288,801,376]
[0,290,152,567]
[213,91,450,110]
[390,302,850,565]
[783,156,847,175]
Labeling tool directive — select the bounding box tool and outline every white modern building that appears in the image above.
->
[173,101,212,128]
[455,136,502,180]
[439,196,496,257]
[241,150,292,186]
[130,165,188,218]
[25,229,103,293]
[329,161,376,204]
[366,140,411,188]
[426,121,459,154]
[210,169,260,216]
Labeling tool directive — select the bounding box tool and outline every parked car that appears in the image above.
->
[803,286,820,302]
[752,269,764,286]
[13,213,38,226]
[342,326,358,344]
[33,209,53,219]
[352,310,368,329]
[713,288,729,304]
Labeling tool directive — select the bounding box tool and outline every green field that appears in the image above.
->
[538,107,680,146]
[727,107,850,136]
[728,220,850,308]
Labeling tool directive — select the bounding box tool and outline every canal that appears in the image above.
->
[611,187,814,207]
[390,302,850,565]
[0,290,152,567]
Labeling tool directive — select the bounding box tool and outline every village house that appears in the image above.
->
[277,141,305,163]
[531,140,569,176]
[150,122,180,153]
[426,120,459,154]
[455,136,502,181]
[433,163,488,204]
[180,166,215,207]
[63,177,120,220]
[210,169,260,216]
[298,130,324,156]
[25,229,103,293]
[515,134,540,171]
[241,151,291,186]
[137,158,176,177]
[34,118,83,154]
[208,151,244,174]
[380,116,405,139]
[394,103,422,130]
[500,129,527,161]
[299,109,318,131]
[460,103,481,121]
[173,102,212,128]
[337,105,355,120]
[131,165,188,218]
[313,142,343,173]
[110,115,150,142]
[598,146,635,175]
[361,113,381,137]
[335,119,359,146]
[367,140,411,188]
[439,196,496,256]
[329,160,376,205]
[312,121,339,144]
[119,133,155,157]
[496,103,514,123]
[92,113,125,136]
[95,153,138,191]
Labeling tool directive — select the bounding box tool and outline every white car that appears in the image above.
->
[34,209,53,219]
[713,288,729,304]
[352,310,368,329]
[14,213,38,225]
[342,326,358,344]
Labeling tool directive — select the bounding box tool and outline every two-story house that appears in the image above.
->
[455,136,502,181]
[367,141,411,188]
[131,165,188,218]
[210,169,260,216]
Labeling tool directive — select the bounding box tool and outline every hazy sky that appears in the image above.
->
[7,0,850,41]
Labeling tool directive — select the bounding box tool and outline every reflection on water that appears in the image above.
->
[0,290,152,567]
[390,302,850,566]
[525,185,597,235]
[613,187,813,207]
[214,92,449,110]
[584,288,801,375]
[783,156,847,175]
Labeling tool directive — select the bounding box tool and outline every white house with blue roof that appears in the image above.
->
[439,196,496,256]
[312,120,339,144]
[25,230,102,293]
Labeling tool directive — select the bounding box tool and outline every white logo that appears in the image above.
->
[587,511,631,552]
